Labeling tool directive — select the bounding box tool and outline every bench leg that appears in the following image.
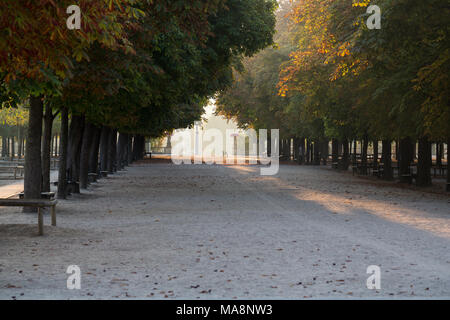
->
[38,208,44,236]
[51,205,56,226]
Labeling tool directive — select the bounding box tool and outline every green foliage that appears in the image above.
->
[217,0,449,142]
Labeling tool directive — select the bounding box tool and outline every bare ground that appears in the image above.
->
[0,162,449,299]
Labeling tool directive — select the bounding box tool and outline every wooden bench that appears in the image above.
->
[67,181,80,194]
[0,166,24,179]
[88,173,98,183]
[19,192,55,200]
[0,199,57,235]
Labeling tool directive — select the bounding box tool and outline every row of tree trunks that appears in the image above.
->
[0,135,25,158]
[22,99,144,202]
[1,133,58,160]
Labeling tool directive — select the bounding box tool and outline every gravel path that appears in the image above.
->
[0,163,449,299]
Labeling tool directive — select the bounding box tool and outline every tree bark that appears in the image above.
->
[57,107,69,199]
[436,142,442,168]
[99,126,110,172]
[10,136,15,160]
[381,139,393,180]
[107,129,117,173]
[361,136,368,175]
[24,96,43,212]
[373,140,379,167]
[331,139,339,167]
[116,133,128,170]
[67,115,84,183]
[321,140,328,165]
[313,141,321,165]
[89,126,101,174]
[446,138,450,192]
[1,136,6,157]
[17,128,22,158]
[79,122,94,189]
[298,138,305,164]
[341,139,349,170]
[417,136,432,187]
[127,135,133,164]
[399,137,413,182]
[41,104,53,192]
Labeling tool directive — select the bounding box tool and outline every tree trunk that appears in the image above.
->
[313,141,321,165]
[266,131,271,158]
[341,139,349,170]
[57,108,69,199]
[361,136,368,175]
[399,137,413,182]
[10,136,15,160]
[446,138,450,192]
[1,136,6,157]
[134,135,145,161]
[331,139,339,167]
[89,126,101,174]
[53,135,57,157]
[298,138,305,164]
[99,126,110,172]
[382,139,393,180]
[24,96,43,212]
[127,135,133,164]
[373,140,379,167]
[67,115,84,183]
[41,104,53,192]
[116,133,128,170]
[436,142,442,168]
[79,122,94,189]
[417,136,432,187]
[321,140,328,165]
[107,129,117,173]
[17,127,22,158]
[293,138,299,162]
[132,135,139,161]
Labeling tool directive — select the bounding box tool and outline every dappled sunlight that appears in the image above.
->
[294,190,450,238]
[228,165,450,238]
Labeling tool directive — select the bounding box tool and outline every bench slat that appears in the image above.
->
[0,199,57,207]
